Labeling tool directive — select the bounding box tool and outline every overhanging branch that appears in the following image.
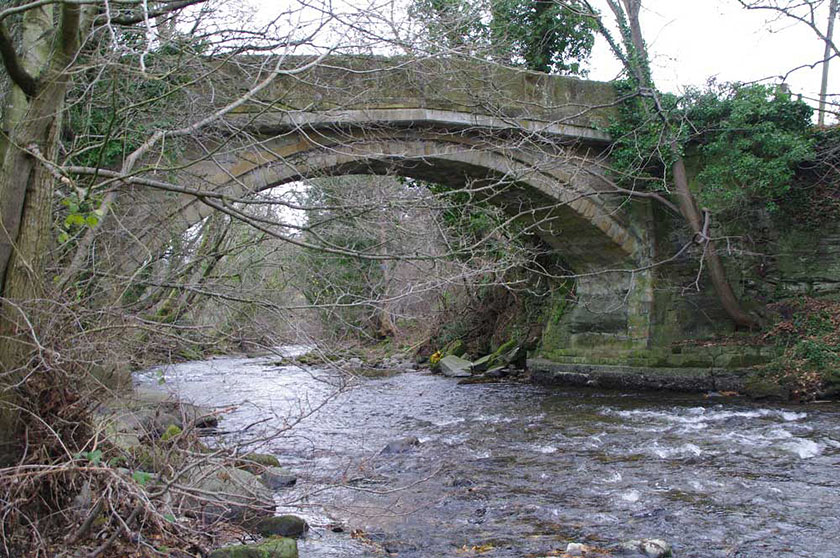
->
[108,0,208,25]
[0,21,38,97]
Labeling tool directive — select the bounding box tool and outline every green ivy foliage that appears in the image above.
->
[59,38,201,246]
[411,0,594,75]
[66,60,188,170]
[488,0,595,74]
[685,83,814,213]
[606,80,681,189]
[607,81,816,217]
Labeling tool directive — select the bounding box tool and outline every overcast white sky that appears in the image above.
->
[253,0,838,119]
[585,0,838,112]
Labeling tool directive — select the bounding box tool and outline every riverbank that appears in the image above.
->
[90,383,307,557]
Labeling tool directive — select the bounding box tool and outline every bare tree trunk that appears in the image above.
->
[671,158,758,328]
[0,5,79,369]
[819,0,838,125]
[0,4,66,460]
[376,215,399,338]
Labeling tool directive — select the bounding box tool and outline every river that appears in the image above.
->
[136,349,840,557]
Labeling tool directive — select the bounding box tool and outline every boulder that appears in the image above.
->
[182,402,220,429]
[252,515,309,538]
[260,466,297,489]
[127,403,218,439]
[485,366,505,378]
[397,360,415,372]
[471,354,494,373]
[130,444,184,473]
[209,537,298,558]
[439,355,472,377]
[501,345,526,368]
[179,465,274,525]
[382,436,421,454]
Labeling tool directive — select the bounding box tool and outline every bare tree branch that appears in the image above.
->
[0,21,38,97]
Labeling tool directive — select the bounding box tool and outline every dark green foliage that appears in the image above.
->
[410,0,486,50]
[66,61,187,170]
[302,249,384,339]
[607,81,815,218]
[606,80,681,189]
[780,125,840,226]
[298,179,390,340]
[488,0,594,74]
[59,42,197,247]
[411,0,594,75]
[684,83,814,213]
[423,180,514,261]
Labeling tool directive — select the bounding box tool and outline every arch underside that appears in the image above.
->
[201,129,643,269]
[156,125,655,353]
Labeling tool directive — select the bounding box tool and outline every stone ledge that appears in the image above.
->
[528,358,749,393]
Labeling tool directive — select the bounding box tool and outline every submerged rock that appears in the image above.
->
[209,537,298,558]
[565,542,594,556]
[383,540,419,554]
[616,539,672,557]
[439,355,472,377]
[252,515,309,538]
[382,436,421,454]
[260,466,297,489]
[485,366,506,378]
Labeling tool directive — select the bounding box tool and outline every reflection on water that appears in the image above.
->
[137,350,840,558]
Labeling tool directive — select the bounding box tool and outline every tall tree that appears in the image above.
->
[0,1,206,369]
[820,0,838,124]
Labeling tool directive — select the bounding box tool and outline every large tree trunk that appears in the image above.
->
[0,93,64,367]
[672,158,758,328]
[0,5,86,462]
[0,5,89,366]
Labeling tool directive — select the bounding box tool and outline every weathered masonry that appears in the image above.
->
[138,57,781,385]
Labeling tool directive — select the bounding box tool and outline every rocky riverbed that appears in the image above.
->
[136,348,840,557]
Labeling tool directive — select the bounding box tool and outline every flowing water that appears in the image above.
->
[137,349,840,557]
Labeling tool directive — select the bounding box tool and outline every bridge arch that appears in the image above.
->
[188,127,643,269]
[160,118,656,355]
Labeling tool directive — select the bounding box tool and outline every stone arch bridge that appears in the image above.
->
[131,57,752,384]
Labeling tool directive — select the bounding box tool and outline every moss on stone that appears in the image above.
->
[443,339,466,357]
[160,424,182,442]
[237,452,281,473]
[208,537,298,558]
[252,515,309,538]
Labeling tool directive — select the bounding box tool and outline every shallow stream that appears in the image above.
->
[137,350,840,557]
